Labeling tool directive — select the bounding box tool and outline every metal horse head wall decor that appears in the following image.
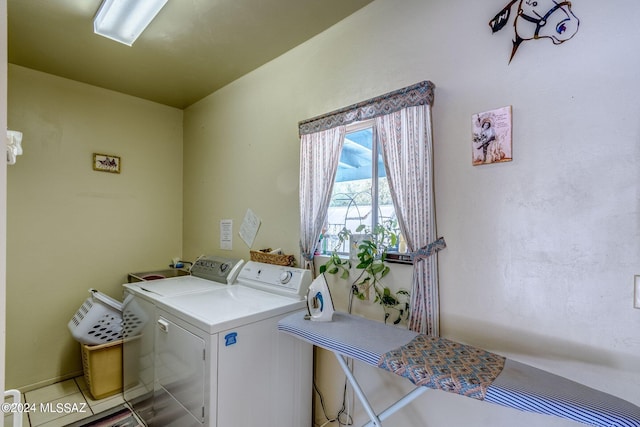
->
[490,0,580,63]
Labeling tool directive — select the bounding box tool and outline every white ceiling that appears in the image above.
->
[8,0,373,109]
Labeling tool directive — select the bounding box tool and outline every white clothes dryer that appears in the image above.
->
[123,259,313,427]
[122,255,244,423]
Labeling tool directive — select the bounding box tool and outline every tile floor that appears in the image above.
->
[4,376,125,427]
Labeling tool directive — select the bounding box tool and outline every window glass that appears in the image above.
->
[323,124,399,254]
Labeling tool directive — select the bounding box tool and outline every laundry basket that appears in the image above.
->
[121,293,148,338]
[68,289,123,345]
[81,339,123,399]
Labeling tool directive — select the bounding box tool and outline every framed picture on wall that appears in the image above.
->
[472,106,512,166]
[93,153,121,173]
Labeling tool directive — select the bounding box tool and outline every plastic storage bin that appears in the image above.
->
[68,289,123,345]
[81,339,123,400]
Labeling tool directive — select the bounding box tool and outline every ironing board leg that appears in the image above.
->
[334,353,383,427]
[334,353,429,427]
[368,386,428,426]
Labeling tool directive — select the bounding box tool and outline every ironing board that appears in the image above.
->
[278,312,640,427]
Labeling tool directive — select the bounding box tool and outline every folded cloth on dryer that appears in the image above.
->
[278,312,640,427]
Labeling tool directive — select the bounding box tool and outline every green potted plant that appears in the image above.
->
[320,221,410,324]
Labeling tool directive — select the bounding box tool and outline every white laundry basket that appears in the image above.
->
[121,293,148,338]
[68,288,123,345]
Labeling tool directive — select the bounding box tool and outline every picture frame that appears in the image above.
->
[93,153,121,173]
[472,106,512,166]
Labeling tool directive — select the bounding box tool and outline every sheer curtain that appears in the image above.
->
[299,126,346,272]
[376,105,443,336]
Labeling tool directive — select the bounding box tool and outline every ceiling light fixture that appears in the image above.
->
[93,0,168,46]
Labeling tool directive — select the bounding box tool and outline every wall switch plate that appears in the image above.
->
[635,276,640,309]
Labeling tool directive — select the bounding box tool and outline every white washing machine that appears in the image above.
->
[123,258,313,427]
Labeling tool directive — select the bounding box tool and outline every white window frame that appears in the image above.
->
[326,119,401,256]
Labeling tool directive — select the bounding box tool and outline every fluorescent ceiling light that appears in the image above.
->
[94,0,168,46]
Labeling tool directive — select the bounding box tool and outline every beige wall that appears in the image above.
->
[183,0,640,425]
[6,65,183,389]
[183,74,302,261]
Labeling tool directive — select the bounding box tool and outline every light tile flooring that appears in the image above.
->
[4,376,125,427]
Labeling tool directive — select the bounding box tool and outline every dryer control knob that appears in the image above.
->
[280,271,293,284]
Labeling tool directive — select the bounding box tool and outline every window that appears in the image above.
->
[299,80,438,333]
[322,120,400,255]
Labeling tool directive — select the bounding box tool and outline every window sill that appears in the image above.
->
[385,253,413,265]
[316,252,413,265]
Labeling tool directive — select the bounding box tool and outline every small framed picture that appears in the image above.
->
[93,153,121,173]
[472,106,512,166]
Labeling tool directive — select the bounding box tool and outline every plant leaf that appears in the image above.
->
[371,262,385,275]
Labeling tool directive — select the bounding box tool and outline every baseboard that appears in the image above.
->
[15,369,84,393]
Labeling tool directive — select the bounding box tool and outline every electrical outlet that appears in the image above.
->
[635,276,640,309]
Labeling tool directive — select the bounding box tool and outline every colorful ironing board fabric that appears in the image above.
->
[378,334,506,400]
[278,311,640,427]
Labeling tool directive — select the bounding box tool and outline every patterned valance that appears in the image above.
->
[298,80,435,136]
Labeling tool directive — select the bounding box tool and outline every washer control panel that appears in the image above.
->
[191,255,244,284]
[236,261,312,299]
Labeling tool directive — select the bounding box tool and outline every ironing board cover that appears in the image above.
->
[378,334,505,400]
[278,311,640,427]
